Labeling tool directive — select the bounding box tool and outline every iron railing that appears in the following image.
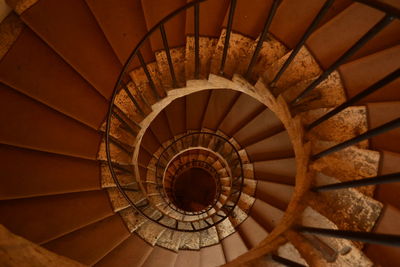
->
[105,0,400,249]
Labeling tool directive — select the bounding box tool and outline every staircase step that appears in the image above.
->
[263,46,322,91]
[281,71,346,112]
[0,190,113,244]
[306,2,397,69]
[43,214,129,266]
[307,172,382,233]
[200,226,220,248]
[0,144,100,200]
[15,0,121,98]
[129,62,166,106]
[311,141,380,196]
[375,150,400,210]
[85,0,154,65]
[141,0,186,88]
[245,130,294,161]
[202,89,240,131]
[256,180,294,211]
[97,138,132,165]
[300,106,368,148]
[100,162,134,189]
[250,199,284,233]
[365,204,400,267]
[0,21,108,130]
[0,224,85,267]
[0,83,101,160]
[94,234,153,267]
[234,108,283,147]
[185,0,229,79]
[165,97,186,136]
[186,90,211,130]
[219,93,265,136]
[221,231,248,262]
[106,187,144,212]
[367,101,400,153]
[254,157,296,185]
[237,216,268,248]
[179,231,200,250]
[119,207,148,233]
[269,0,352,49]
[175,249,200,267]
[150,111,174,144]
[142,246,178,267]
[135,220,166,246]
[301,206,373,265]
[200,244,226,267]
[338,45,400,103]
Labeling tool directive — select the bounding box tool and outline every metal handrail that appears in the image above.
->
[153,132,243,219]
[105,0,400,244]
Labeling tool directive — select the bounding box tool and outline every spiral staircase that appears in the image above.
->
[0,0,399,266]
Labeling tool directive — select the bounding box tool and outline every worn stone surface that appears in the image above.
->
[282,71,347,113]
[241,164,254,181]
[300,106,368,148]
[243,34,288,83]
[0,225,85,267]
[129,62,165,105]
[263,46,322,91]
[179,232,200,250]
[214,216,235,240]
[301,207,373,267]
[277,242,308,266]
[97,138,131,165]
[119,207,147,232]
[242,178,257,197]
[210,30,255,77]
[311,141,380,196]
[114,88,145,124]
[156,229,183,251]
[229,205,248,227]
[200,226,219,247]
[135,220,166,246]
[100,162,134,188]
[185,36,218,80]
[237,192,255,214]
[107,187,144,212]
[100,118,136,147]
[0,13,23,61]
[306,173,383,236]
[155,47,186,89]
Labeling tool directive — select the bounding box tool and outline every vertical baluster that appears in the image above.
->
[270,0,336,89]
[220,0,237,74]
[292,14,395,105]
[245,0,282,80]
[160,24,178,88]
[194,2,200,79]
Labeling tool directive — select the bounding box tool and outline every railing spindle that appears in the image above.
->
[160,24,178,88]
[291,14,395,105]
[312,118,400,160]
[312,172,400,192]
[220,0,237,74]
[137,50,160,100]
[307,68,400,130]
[194,2,200,79]
[269,0,336,89]
[298,226,400,247]
[245,0,282,80]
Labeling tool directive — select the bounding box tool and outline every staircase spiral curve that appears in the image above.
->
[0,0,399,266]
